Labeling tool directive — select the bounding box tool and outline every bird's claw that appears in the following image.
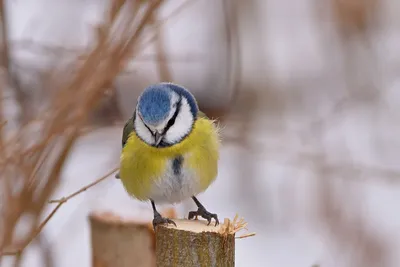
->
[152,214,176,230]
[188,207,219,226]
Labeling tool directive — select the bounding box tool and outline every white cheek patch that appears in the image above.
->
[134,112,155,145]
[164,98,194,144]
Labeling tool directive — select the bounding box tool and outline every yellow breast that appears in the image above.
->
[119,117,220,201]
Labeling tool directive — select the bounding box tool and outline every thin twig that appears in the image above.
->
[2,202,63,256]
[236,233,256,239]
[1,167,117,256]
[48,167,118,204]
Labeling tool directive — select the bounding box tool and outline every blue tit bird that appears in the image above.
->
[116,82,220,229]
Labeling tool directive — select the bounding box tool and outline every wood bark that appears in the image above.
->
[155,219,235,267]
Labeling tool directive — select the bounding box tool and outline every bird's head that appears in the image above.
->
[134,83,198,148]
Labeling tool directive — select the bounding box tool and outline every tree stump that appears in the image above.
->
[155,219,235,267]
[89,212,156,267]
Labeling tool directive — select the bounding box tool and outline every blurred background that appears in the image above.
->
[0,0,400,266]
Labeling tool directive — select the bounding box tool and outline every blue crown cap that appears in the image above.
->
[163,83,198,118]
[137,85,171,125]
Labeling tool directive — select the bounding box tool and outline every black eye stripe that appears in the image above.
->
[138,113,155,136]
[162,97,182,135]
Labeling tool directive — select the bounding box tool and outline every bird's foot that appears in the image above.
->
[188,206,219,226]
[152,213,176,230]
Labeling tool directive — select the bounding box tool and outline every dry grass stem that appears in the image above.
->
[137,0,196,54]
[0,0,28,123]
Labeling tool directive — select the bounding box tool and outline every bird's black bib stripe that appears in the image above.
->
[172,155,184,176]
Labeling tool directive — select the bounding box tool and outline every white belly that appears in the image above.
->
[148,157,204,204]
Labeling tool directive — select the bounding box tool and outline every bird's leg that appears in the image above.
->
[151,199,176,230]
[188,196,219,226]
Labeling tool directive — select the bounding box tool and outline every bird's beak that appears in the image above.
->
[154,132,164,147]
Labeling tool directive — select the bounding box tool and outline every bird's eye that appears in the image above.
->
[138,113,156,136]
